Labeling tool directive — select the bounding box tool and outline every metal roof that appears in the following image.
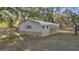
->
[27,19,56,26]
[36,21,55,26]
[22,17,59,26]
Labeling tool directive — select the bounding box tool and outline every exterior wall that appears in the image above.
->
[41,26,51,37]
[20,31,42,37]
[50,24,59,34]
[19,20,59,37]
[19,20,42,36]
[19,20,41,32]
[41,24,59,37]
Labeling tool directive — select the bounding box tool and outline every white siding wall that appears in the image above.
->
[50,24,59,34]
[41,24,59,37]
[19,20,59,37]
[19,20,41,32]
[41,25,51,36]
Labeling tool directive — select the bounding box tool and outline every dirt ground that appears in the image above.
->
[0,31,79,51]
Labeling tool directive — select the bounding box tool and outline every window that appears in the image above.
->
[47,26,48,28]
[42,26,48,29]
[26,25,32,29]
[42,26,44,28]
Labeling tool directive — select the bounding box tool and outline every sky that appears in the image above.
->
[55,7,79,14]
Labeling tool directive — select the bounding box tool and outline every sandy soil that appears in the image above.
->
[0,32,79,51]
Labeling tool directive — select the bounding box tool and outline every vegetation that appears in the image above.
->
[0,7,79,38]
[0,8,78,25]
[0,7,79,50]
[0,7,79,34]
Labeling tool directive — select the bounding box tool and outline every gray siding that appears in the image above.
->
[19,20,42,32]
[19,19,59,37]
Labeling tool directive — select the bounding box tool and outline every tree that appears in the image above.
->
[63,8,78,35]
[0,7,23,40]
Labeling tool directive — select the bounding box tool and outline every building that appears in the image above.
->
[18,18,59,37]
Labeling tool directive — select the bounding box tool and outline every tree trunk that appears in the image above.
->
[59,22,62,30]
[75,24,77,35]
[9,27,13,40]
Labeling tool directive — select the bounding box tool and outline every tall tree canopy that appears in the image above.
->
[0,7,79,30]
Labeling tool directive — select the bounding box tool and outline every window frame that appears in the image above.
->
[26,25,32,29]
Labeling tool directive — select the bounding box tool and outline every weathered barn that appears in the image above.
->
[19,18,59,37]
